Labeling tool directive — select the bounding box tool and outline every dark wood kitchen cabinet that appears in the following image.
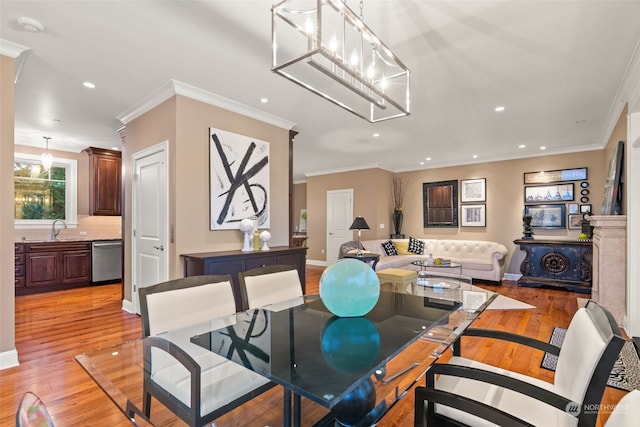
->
[84,147,122,216]
[18,241,92,295]
[15,243,25,289]
[182,246,307,311]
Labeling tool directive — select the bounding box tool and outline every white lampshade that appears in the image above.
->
[41,152,53,171]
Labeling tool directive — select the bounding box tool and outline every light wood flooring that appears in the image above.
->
[0,266,628,426]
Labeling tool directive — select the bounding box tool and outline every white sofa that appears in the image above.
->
[359,238,508,283]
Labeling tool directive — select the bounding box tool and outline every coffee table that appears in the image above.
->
[342,251,380,269]
[411,260,463,286]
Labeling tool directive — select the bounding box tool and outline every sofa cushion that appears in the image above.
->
[408,236,424,254]
[394,240,411,255]
[381,240,398,256]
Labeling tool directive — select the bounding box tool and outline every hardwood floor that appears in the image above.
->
[1,266,628,426]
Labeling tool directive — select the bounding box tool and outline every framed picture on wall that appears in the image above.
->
[524,204,566,229]
[209,127,270,230]
[523,167,588,184]
[460,178,486,202]
[580,204,592,214]
[524,184,574,203]
[423,180,458,228]
[568,214,583,230]
[460,204,486,227]
[568,203,579,214]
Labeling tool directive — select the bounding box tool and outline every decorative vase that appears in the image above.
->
[242,232,253,252]
[260,230,271,251]
[319,259,380,317]
[392,208,403,236]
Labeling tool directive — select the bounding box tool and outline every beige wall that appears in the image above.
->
[304,150,605,275]
[122,95,290,301]
[1,54,16,355]
[293,182,306,232]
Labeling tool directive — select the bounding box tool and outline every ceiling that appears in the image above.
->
[2,1,640,182]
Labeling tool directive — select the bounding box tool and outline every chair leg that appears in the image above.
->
[414,387,427,427]
[143,391,152,417]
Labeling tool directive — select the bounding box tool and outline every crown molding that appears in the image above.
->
[117,79,296,130]
[0,38,30,58]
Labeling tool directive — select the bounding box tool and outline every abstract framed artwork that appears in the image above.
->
[423,180,458,228]
[524,183,574,203]
[523,167,587,184]
[209,127,270,230]
[524,204,566,229]
[461,204,486,227]
[460,178,486,202]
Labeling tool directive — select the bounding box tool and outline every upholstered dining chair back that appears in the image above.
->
[137,275,273,427]
[139,275,236,337]
[605,389,640,426]
[16,391,54,427]
[414,300,625,427]
[238,265,303,310]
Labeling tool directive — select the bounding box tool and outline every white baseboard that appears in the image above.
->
[0,348,19,370]
[122,298,136,314]
[504,273,522,281]
[306,259,328,267]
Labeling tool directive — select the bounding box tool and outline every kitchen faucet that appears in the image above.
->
[51,219,67,240]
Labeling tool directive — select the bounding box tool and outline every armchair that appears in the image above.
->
[414,300,625,427]
[138,275,274,427]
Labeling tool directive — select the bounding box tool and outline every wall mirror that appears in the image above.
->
[423,180,458,228]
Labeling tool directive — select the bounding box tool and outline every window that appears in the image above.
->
[14,153,77,227]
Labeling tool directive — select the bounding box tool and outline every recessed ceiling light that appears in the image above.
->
[518,144,526,148]
[260,97,268,103]
[425,157,431,161]
[419,161,424,165]
[373,133,380,137]
[540,146,547,150]
[472,154,478,159]
[83,82,96,89]
[494,106,505,112]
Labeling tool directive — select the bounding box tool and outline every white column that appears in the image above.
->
[591,215,627,325]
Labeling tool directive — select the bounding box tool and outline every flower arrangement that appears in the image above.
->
[391,176,407,210]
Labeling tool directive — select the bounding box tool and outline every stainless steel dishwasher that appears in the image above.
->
[91,240,122,284]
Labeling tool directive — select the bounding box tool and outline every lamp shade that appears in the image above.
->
[349,217,370,231]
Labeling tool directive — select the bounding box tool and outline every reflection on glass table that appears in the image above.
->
[76,289,496,427]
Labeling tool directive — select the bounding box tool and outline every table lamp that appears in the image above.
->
[349,216,370,256]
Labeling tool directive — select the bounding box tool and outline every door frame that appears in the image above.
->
[130,141,169,314]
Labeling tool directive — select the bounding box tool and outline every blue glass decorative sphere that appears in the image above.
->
[319,259,380,317]
[321,317,381,374]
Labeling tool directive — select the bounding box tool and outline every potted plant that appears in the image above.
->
[391,177,407,237]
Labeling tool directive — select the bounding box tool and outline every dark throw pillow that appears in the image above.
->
[408,237,425,255]
[381,240,398,256]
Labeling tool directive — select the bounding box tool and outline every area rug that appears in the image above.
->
[541,327,640,392]
[486,295,535,310]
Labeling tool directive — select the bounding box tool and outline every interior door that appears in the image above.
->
[132,143,168,313]
[326,189,353,265]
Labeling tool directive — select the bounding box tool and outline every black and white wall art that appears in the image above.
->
[209,127,270,230]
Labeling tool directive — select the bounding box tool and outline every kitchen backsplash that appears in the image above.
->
[15,215,122,242]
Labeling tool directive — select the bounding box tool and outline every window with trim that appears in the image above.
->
[14,153,77,226]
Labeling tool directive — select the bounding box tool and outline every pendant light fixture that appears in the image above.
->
[272,0,410,123]
[41,136,53,172]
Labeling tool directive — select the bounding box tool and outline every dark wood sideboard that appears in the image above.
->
[513,239,592,294]
[182,246,307,311]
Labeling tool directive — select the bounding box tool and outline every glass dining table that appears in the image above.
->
[76,279,496,426]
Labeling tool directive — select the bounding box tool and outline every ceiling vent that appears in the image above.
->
[17,17,43,33]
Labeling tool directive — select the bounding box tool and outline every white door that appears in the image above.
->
[326,189,353,265]
[132,142,168,314]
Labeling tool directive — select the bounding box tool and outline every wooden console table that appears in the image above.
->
[513,239,592,294]
[182,246,307,311]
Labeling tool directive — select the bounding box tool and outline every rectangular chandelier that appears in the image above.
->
[271,0,410,123]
